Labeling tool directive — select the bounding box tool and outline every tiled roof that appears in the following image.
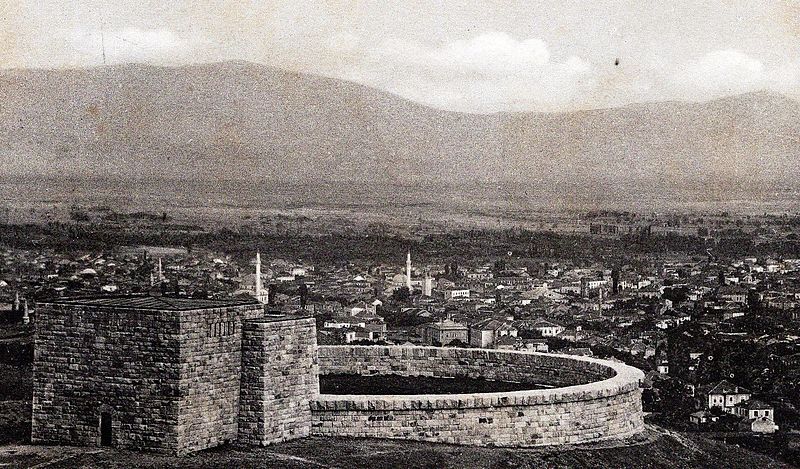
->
[531,319,564,328]
[471,318,515,331]
[495,335,517,346]
[736,399,773,410]
[427,319,468,331]
[708,379,751,396]
[42,294,260,311]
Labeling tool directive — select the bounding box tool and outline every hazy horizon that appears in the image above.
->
[3,175,800,219]
[3,60,799,116]
[2,62,799,196]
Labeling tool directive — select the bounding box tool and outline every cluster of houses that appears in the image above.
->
[691,380,779,434]
[0,245,252,313]
[418,317,559,352]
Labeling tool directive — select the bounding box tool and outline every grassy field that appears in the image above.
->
[0,427,792,469]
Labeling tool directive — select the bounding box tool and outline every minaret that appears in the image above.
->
[157,258,164,282]
[22,299,29,325]
[406,250,413,291]
[255,252,263,297]
[254,252,268,304]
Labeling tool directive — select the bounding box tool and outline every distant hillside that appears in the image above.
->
[1,62,799,193]
[502,92,800,189]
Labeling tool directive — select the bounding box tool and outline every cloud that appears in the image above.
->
[671,49,800,101]
[433,32,551,74]
[69,27,192,65]
[350,32,594,112]
[326,32,361,54]
[673,50,765,98]
[328,32,800,112]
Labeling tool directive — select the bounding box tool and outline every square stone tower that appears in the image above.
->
[31,295,265,454]
[238,316,318,445]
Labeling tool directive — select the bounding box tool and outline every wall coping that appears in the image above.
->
[315,345,644,408]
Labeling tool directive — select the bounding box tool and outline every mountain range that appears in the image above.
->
[1,61,799,195]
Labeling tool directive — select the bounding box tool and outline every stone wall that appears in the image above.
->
[312,346,644,447]
[175,305,263,453]
[31,303,183,452]
[318,346,615,386]
[31,300,263,455]
[239,317,318,445]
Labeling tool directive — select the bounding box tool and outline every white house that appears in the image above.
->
[469,318,517,348]
[734,400,775,421]
[530,319,565,337]
[707,380,751,413]
[444,288,470,301]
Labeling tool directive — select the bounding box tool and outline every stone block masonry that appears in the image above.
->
[174,304,264,453]
[238,316,318,446]
[32,303,181,452]
[317,345,616,386]
[31,296,263,455]
[312,346,645,447]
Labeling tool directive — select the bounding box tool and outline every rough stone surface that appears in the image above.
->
[238,317,318,446]
[175,306,263,453]
[31,300,263,455]
[312,346,645,447]
[318,345,616,386]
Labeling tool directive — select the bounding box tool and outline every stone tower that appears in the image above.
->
[31,295,317,455]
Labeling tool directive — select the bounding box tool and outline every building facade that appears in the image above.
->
[443,288,471,301]
[706,380,751,412]
[420,319,469,345]
[469,318,518,348]
[31,295,317,455]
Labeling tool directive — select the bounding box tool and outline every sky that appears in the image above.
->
[2,0,800,112]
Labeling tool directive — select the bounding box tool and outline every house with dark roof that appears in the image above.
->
[494,334,518,350]
[706,380,752,412]
[420,319,469,346]
[347,323,387,343]
[733,399,775,421]
[689,410,718,425]
[529,319,565,337]
[518,338,549,353]
[468,318,517,348]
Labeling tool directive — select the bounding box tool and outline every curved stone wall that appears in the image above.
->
[311,346,644,447]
